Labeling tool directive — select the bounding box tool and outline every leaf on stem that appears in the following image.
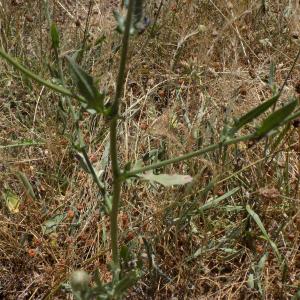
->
[66,56,104,113]
[75,152,92,174]
[196,187,240,213]
[138,172,192,187]
[229,94,280,135]
[255,100,297,137]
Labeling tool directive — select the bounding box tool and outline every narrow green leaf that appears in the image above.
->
[50,23,60,49]
[132,160,144,171]
[75,152,91,173]
[255,100,297,137]
[0,140,43,149]
[104,195,112,214]
[197,187,240,212]
[220,248,238,254]
[191,247,203,259]
[256,252,268,296]
[93,269,103,288]
[268,61,276,88]
[139,172,193,187]
[17,171,36,200]
[223,205,244,212]
[66,56,104,113]
[230,94,280,134]
[246,205,281,262]
[279,108,300,125]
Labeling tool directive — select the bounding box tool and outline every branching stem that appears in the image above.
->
[109,0,135,280]
[123,134,256,178]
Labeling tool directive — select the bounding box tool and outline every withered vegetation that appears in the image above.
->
[0,0,299,299]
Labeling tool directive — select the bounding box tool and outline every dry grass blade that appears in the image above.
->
[0,0,300,299]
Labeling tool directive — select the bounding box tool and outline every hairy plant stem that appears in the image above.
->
[109,0,134,280]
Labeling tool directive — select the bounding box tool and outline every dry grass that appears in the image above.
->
[0,0,300,299]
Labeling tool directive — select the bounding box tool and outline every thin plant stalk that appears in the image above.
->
[0,47,84,103]
[123,133,256,178]
[123,107,300,178]
[109,0,135,279]
[77,0,94,64]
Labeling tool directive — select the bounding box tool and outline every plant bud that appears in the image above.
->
[70,270,89,292]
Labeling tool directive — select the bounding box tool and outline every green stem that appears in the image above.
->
[109,0,135,279]
[0,48,85,103]
[123,134,256,178]
[124,107,300,178]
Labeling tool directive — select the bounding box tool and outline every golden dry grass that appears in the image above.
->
[0,0,300,299]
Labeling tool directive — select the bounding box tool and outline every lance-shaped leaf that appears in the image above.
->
[229,94,280,135]
[246,205,281,263]
[50,23,60,49]
[17,171,36,200]
[255,100,297,138]
[74,152,92,174]
[196,187,240,213]
[139,172,193,187]
[66,56,104,113]
[268,61,276,88]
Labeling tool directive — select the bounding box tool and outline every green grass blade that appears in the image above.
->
[255,100,297,137]
[230,94,280,134]
[197,187,240,212]
[17,171,36,200]
[246,205,281,262]
[50,23,60,49]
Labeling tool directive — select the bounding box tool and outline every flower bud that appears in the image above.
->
[70,270,89,292]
